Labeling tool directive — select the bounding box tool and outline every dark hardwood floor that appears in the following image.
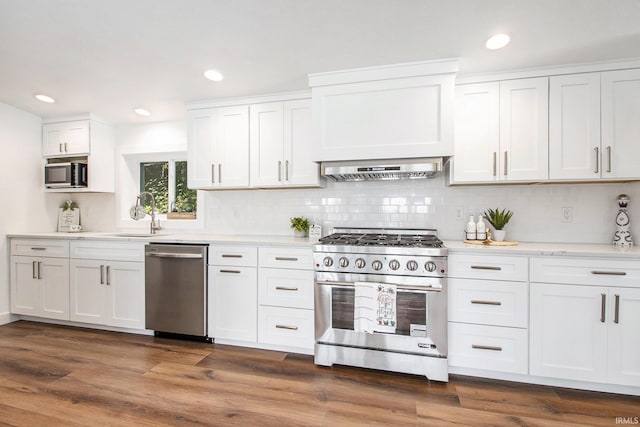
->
[0,321,638,426]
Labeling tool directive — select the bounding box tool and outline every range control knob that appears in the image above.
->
[355,258,366,269]
[372,260,383,271]
[389,259,400,270]
[338,257,349,268]
[425,261,437,272]
[323,257,334,267]
[406,260,419,271]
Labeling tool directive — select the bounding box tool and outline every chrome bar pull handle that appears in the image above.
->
[100,265,105,284]
[30,247,46,251]
[220,269,241,274]
[470,265,502,271]
[591,271,626,276]
[471,300,502,306]
[221,254,243,258]
[614,294,620,324]
[275,324,298,331]
[37,262,42,280]
[600,293,606,323]
[594,147,599,174]
[59,143,63,153]
[211,164,215,183]
[285,160,289,181]
[275,286,299,291]
[32,261,37,279]
[492,152,497,177]
[503,151,508,176]
[278,160,282,181]
[64,142,68,152]
[275,257,298,262]
[606,146,612,173]
[106,266,111,286]
[218,163,221,183]
[472,344,502,352]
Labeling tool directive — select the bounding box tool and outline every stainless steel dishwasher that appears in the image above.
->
[145,243,210,341]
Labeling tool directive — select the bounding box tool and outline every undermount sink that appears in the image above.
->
[106,232,157,238]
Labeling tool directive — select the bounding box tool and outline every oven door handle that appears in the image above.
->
[315,280,442,293]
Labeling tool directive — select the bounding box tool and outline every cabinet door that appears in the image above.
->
[549,73,601,180]
[217,105,250,188]
[208,266,257,342]
[10,256,41,316]
[607,287,640,386]
[43,120,90,157]
[250,102,284,187]
[453,82,500,182]
[39,258,70,320]
[106,261,145,329]
[187,108,218,189]
[530,283,608,383]
[499,78,549,181]
[601,69,640,179]
[70,259,107,325]
[284,99,319,186]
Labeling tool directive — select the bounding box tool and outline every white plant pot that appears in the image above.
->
[293,229,307,238]
[492,229,506,242]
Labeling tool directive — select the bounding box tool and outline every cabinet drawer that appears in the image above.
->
[258,268,314,309]
[448,254,528,281]
[259,247,313,270]
[11,239,69,258]
[258,306,314,350]
[531,257,640,287]
[70,241,145,262]
[209,245,257,266]
[448,279,528,328]
[448,322,528,374]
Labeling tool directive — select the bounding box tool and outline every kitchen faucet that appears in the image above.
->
[137,192,161,234]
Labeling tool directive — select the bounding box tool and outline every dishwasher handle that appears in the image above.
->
[146,252,204,259]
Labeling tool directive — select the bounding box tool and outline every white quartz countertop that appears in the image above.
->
[6,232,316,247]
[443,240,640,259]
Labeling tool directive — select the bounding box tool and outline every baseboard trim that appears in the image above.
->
[0,312,18,325]
[9,316,154,336]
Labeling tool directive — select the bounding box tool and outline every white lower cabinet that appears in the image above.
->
[10,256,70,320]
[258,305,314,349]
[208,264,258,342]
[69,259,145,329]
[69,241,145,330]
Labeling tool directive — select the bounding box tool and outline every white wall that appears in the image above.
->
[0,102,46,321]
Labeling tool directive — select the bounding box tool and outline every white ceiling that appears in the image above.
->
[1,0,640,125]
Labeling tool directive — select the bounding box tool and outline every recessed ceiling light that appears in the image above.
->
[133,108,151,117]
[34,94,55,103]
[204,69,224,82]
[486,34,511,50]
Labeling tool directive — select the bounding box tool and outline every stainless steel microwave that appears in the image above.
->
[44,161,88,188]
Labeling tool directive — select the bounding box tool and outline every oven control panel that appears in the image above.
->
[314,252,447,278]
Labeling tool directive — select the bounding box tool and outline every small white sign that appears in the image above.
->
[58,208,80,232]
[309,223,322,241]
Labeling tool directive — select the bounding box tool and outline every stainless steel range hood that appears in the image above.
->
[321,158,444,182]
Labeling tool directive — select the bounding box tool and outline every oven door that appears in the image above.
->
[315,276,447,358]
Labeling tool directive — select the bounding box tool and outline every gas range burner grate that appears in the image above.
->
[319,232,443,248]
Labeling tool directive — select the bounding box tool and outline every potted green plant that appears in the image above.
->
[290,217,310,238]
[483,208,514,241]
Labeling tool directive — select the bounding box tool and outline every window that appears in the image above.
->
[140,160,197,217]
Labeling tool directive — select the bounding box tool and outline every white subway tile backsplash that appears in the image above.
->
[203,176,640,244]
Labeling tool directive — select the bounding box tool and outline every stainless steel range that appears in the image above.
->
[314,227,448,382]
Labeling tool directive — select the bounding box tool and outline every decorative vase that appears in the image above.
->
[492,229,506,242]
[613,194,633,247]
[293,229,307,238]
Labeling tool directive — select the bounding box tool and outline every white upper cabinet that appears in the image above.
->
[499,77,549,181]
[601,68,640,180]
[250,99,319,187]
[309,60,457,162]
[187,105,250,189]
[549,73,602,180]
[453,78,548,183]
[43,120,90,157]
[453,82,500,182]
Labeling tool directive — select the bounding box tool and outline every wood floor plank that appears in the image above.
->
[0,321,639,427]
